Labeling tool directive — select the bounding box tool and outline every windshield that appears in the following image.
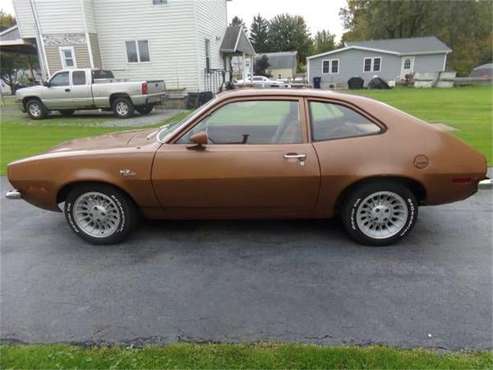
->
[157,98,218,142]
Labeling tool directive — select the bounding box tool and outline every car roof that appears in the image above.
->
[216,88,367,104]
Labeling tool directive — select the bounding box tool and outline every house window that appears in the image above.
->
[322,60,330,74]
[59,47,76,69]
[331,59,339,74]
[404,58,411,69]
[126,40,150,63]
[373,57,381,72]
[153,0,167,4]
[205,39,211,71]
[323,59,339,74]
[364,57,382,72]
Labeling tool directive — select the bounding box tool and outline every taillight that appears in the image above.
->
[142,82,148,95]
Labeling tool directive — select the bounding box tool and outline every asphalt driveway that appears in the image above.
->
[1,176,492,349]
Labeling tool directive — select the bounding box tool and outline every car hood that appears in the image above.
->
[16,85,48,97]
[48,128,158,153]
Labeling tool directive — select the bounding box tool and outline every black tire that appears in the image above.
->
[59,109,75,117]
[26,99,48,120]
[341,181,418,246]
[136,104,154,115]
[112,97,135,119]
[64,184,138,245]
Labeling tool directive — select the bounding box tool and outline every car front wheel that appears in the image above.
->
[341,181,418,246]
[26,99,48,120]
[64,184,138,245]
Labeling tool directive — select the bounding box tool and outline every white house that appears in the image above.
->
[11,0,255,92]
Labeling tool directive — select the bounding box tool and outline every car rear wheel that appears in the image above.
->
[26,99,48,120]
[136,104,154,115]
[112,97,135,119]
[341,181,418,246]
[59,109,75,117]
[64,184,138,245]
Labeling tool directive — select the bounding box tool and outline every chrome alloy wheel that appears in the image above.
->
[73,192,121,238]
[29,102,42,117]
[355,191,409,239]
[115,101,129,116]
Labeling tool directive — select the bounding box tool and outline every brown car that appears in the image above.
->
[5,89,488,246]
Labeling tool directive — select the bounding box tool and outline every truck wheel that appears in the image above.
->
[59,109,75,117]
[112,97,134,119]
[64,184,138,245]
[340,181,418,246]
[26,99,48,120]
[136,104,154,115]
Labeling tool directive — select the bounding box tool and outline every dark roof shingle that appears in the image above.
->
[346,36,451,54]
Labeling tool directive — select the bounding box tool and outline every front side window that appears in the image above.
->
[50,72,70,87]
[72,71,86,85]
[126,40,150,63]
[310,101,381,141]
[59,47,76,69]
[177,100,302,145]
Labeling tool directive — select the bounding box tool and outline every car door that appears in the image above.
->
[152,98,321,213]
[69,70,93,108]
[42,71,72,109]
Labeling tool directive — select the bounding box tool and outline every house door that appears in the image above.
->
[400,56,415,79]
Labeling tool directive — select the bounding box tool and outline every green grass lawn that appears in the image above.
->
[0,109,190,175]
[351,86,493,163]
[1,344,491,370]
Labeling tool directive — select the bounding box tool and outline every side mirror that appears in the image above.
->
[43,81,50,87]
[188,131,208,149]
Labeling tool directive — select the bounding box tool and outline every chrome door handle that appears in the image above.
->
[284,153,307,160]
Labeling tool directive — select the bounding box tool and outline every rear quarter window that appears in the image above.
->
[309,101,381,141]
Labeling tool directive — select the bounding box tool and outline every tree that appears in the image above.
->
[267,14,313,65]
[313,30,336,55]
[250,14,270,53]
[230,16,246,29]
[0,53,31,94]
[0,10,16,30]
[339,0,493,75]
[254,55,271,77]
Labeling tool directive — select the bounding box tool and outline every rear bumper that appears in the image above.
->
[132,93,167,106]
[5,189,22,200]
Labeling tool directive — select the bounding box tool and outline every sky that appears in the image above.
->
[0,0,347,39]
[227,0,347,40]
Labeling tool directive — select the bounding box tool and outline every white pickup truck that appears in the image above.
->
[16,69,167,119]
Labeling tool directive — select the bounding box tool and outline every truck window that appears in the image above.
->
[92,70,115,80]
[50,72,69,87]
[72,71,86,85]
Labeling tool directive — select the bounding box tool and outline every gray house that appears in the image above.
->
[307,36,452,89]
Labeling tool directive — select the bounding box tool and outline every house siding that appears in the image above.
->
[89,33,102,68]
[269,68,296,80]
[92,0,199,90]
[45,43,91,74]
[309,49,448,88]
[12,0,36,38]
[194,0,228,91]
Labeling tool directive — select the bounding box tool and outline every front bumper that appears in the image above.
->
[5,189,22,200]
